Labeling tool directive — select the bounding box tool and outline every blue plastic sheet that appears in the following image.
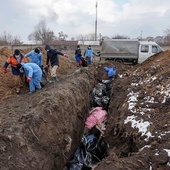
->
[103,66,116,78]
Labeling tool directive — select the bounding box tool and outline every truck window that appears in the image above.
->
[141,45,149,53]
[152,46,158,53]
[157,46,163,53]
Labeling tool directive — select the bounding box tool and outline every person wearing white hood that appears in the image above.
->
[25,48,43,67]
[17,62,42,94]
[84,45,94,65]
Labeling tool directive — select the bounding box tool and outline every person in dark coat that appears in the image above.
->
[45,45,68,83]
[75,45,82,67]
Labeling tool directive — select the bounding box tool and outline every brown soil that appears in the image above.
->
[0,47,170,170]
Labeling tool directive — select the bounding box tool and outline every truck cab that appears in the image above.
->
[138,41,163,63]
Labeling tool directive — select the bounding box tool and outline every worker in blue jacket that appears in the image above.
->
[84,45,94,65]
[25,48,43,67]
[17,62,42,94]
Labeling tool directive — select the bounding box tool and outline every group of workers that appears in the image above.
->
[2,45,68,94]
[2,44,94,94]
[75,45,94,67]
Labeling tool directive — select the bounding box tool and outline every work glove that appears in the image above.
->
[103,66,109,72]
[3,68,7,74]
[27,77,31,83]
[64,54,68,58]
[45,65,49,69]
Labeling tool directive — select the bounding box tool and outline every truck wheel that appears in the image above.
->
[100,57,105,62]
[115,59,123,63]
[132,59,138,65]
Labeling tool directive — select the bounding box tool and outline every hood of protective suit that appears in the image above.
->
[45,45,52,51]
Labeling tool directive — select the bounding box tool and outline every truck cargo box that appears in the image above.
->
[100,39,139,59]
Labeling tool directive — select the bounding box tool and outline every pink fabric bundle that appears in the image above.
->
[85,107,107,129]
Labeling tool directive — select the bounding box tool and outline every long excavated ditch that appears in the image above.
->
[0,66,99,169]
[1,61,161,170]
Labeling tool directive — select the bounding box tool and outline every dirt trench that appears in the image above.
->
[94,51,170,170]
[1,52,170,170]
[0,61,141,170]
[0,66,99,170]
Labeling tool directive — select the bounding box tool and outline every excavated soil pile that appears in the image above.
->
[95,50,170,170]
[0,47,170,170]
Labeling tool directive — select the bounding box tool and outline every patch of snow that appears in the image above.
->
[127,91,139,110]
[131,83,139,87]
[144,96,156,103]
[155,151,159,155]
[164,149,170,157]
[139,145,151,152]
[118,74,123,78]
[157,131,170,138]
[149,162,153,170]
[124,115,153,139]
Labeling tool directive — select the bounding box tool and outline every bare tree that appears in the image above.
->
[163,27,170,45]
[0,32,23,45]
[71,37,75,41]
[12,36,23,45]
[28,21,55,45]
[58,31,68,40]
[77,33,95,41]
[0,32,13,44]
[112,34,130,39]
[77,34,85,44]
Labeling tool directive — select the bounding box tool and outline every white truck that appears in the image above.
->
[97,39,163,64]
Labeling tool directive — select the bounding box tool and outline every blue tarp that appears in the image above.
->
[103,66,116,78]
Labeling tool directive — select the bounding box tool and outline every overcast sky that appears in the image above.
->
[0,0,170,42]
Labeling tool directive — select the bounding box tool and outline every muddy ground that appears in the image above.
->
[0,47,170,170]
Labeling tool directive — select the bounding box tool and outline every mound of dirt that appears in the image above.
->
[0,67,97,169]
[94,51,170,170]
[0,47,170,170]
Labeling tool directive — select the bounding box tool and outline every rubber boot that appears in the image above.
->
[49,77,55,83]
[54,76,59,82]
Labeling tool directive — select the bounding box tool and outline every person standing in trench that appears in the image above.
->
[44,44,68,83]
[84,45,94,65]
[75,45,82,67]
